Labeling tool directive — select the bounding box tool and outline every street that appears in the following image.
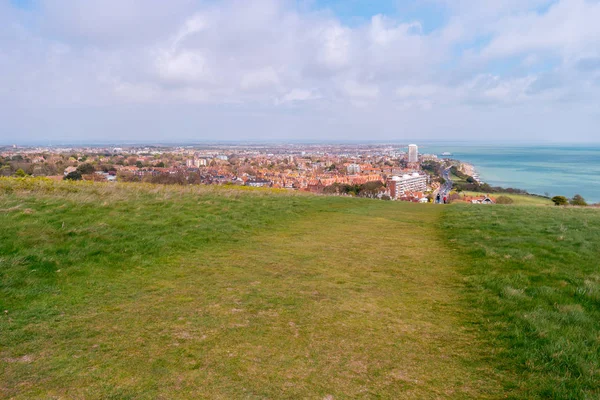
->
[435,167,453,204]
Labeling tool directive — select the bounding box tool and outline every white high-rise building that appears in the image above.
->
[347,163,361,174]
[408,144,419,163]
[387,173,428,199]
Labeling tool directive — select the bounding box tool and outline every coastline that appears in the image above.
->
[460,162,475,178]
[431,145,600,203]
[458,162,481,183]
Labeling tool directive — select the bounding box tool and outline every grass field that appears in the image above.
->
[1,179,599,398]
[442,205,600,398]
[459,191,554,206]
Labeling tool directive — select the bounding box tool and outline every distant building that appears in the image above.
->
[187,159,208,168]
[245,179,271,188]
[387,173,427,199]
[347,163,361,174]
[421,154,438,162]
[408,144,419,163]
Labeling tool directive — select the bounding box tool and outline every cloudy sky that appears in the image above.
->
[1,0,600,144]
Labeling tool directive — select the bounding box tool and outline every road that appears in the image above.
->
[436,167,453,204]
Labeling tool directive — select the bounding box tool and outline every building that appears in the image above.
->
[245,178,271,188]
[421,154,438,162]
[408,144,419,163]
[186,159,208,168]
[464,195,496,204]
[347,163,361,174]
[387,173,427,199]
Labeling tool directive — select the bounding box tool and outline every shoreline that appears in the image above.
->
[454,160,547,199]
[438,148,600,204]
[458,162,482,184]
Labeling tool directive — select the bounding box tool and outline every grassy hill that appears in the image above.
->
[1,179,599,399]
[459,191,553,206]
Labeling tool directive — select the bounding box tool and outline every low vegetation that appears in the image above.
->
[443,205,600,398]
[2,178,599,398]
[0,179,500,398]
[459,191,554,206]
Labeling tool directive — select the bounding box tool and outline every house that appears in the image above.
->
[464,195,496,204]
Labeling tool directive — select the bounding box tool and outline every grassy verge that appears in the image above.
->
[1,179,502,399]
[442,204,600,399]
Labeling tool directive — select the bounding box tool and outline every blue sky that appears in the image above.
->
[1,0,600,144]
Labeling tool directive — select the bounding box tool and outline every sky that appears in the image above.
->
[1,0,600,144]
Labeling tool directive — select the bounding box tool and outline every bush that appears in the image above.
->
[76,163,96,175]
[551,196,568,206]
[496,196,514,205]
[570,194,587,206]
[448,193,461,203]
[64,171,83,181]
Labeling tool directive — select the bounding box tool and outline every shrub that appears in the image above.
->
[64,171,83,181]
[551,196,568,206]
[496,196,514,205]
[76,163,96,175]
[14,169,27,177]
[570,194,587,206]
[448,193,461,203]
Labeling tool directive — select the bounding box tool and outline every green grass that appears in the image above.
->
[0,179,501,399]
[443,205,600,399]
[460,191,553,206]
[2,178,600,398]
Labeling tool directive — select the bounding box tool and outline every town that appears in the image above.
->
[0,143,493,203]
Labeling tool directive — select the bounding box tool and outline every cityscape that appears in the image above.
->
[0,143,460,202]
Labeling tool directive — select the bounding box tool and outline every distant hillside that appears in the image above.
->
[1,179,599,399]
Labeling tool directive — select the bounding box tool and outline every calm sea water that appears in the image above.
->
[419,145,600,203]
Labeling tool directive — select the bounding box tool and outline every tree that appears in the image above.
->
[570,194,587,206]
[0,165,11,176]
[448,193,461,203]
[551,196,569,206]
[496,196,514,205]
[64,171,82,181]
[76,163,95,175]
[14,168,27,177]
[359,181,384,198]
[136,161,144,169]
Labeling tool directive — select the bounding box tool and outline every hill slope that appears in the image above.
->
[1,179,599,399]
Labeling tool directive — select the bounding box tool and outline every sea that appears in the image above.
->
[418,144,600,203]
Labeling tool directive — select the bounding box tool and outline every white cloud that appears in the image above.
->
[1,0,600,142]
[240,68,281,91]
[341,80,380,100]
[479,0,600,61]
[277,89,321,104]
